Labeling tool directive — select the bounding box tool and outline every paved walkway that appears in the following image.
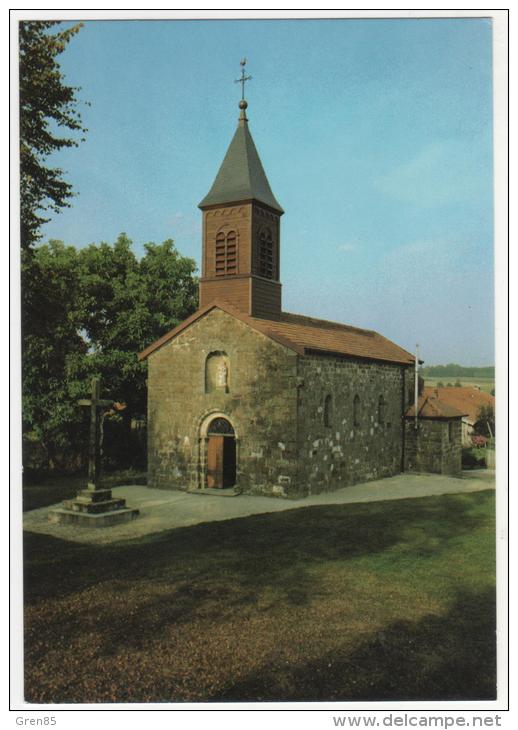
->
[23,470,495,546]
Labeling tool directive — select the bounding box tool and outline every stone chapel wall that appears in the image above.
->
[146,309,300,495]
[296,354,410,494]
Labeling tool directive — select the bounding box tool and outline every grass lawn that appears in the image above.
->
[424,377,495,394]
[23,490,496,703]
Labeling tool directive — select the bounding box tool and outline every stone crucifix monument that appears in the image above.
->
[50,377,139,527]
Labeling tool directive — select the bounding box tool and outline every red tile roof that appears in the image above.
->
[138,300,416,365]
[250,311,416,365]
[422,386,495,424]
[405,393,468,419]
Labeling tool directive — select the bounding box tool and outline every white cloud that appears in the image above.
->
[338,241,359,252]
[375,139,489,207]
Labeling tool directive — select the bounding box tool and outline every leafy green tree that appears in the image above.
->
[22,235,198,471]
[76,234,198,417]
[22,241,89,469]
[19,21,87,249]
[474,405,495,439]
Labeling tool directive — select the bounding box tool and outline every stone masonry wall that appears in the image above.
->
[404,418,462,475]
[146,309,300,496]
[297,354,411,494]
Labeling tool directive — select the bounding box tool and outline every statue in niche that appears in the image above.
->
[206,352,230,393]
[216,361,228,390]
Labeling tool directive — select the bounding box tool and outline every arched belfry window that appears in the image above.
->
[378,395,386,426]
[353,395,361,428]
[324,394,332,427]
[215,230,238,276]
[205,352,230,393]
[259,227,274,279]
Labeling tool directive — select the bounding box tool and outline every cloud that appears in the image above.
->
[375,139,489,207]
[338,241,359,252]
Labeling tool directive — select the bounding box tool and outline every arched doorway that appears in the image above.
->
[205,416,236,489]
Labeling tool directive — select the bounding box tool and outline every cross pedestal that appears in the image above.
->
[49,377,139,528]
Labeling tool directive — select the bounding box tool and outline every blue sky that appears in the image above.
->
[41,18,494,366]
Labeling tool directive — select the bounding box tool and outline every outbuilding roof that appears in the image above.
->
[138,300,416,366]
[405,394,468,419]
[422,386,494,424]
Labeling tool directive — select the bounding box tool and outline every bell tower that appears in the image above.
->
[198,61,284,320]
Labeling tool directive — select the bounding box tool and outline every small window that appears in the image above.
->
[378,395,386,426]
[448,421,454,443]
[324,394,332,427]
[259,228,274,279]
[353,394,360,428]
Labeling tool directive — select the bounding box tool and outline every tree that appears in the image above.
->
[19,21,87,249]
[22,235,198,471]
[22,241,89,469]
[474,405,495,439]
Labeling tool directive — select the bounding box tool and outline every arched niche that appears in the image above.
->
[205,351,230,393]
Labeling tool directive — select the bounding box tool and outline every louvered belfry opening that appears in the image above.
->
[215,230,238,276]
[259,227,274,279]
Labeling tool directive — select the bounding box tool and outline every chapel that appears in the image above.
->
[139,71,464,497]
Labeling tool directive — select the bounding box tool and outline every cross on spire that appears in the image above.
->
[234,58,252,101]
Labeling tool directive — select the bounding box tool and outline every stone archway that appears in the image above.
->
[199,413,238,489]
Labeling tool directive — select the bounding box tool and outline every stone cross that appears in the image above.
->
[78,377,113,490]
[234,58,252,100]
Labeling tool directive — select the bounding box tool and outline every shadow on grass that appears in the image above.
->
[23,491,495,703]
[22,470,147,512]
[213,587,497,702]
[25,492,491,602]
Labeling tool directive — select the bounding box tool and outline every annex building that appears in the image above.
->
[139,89,464,497]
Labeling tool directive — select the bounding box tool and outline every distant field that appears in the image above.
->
[424,377,495,394]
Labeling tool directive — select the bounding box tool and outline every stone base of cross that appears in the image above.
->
[49,377,139,528]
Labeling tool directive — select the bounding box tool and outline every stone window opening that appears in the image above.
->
[378,395,386,427]
[448,421,454,443]
[353,394,361,429]
[324,394,332,427]
[205,352,230,393]
[259,227,274,279]
[215,229,238,276]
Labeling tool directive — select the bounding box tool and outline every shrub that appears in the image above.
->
[462,447,486,468]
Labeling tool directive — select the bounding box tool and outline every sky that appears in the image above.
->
[40,17,494,366]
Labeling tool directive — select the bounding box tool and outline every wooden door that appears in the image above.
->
[207,435,224,488]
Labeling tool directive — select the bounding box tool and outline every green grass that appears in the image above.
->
[23,490,496,703]
[424,377,494,394]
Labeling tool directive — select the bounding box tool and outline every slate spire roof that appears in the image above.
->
[198,106,284,213]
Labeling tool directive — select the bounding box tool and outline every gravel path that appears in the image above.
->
[23,469,495,545]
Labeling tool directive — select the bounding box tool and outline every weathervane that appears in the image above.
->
[234,58,252,101]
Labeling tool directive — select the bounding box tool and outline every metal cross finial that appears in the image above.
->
[234,58,252,100]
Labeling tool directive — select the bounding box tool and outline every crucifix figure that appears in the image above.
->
[234,58,252,100]
[78,377,113,490]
